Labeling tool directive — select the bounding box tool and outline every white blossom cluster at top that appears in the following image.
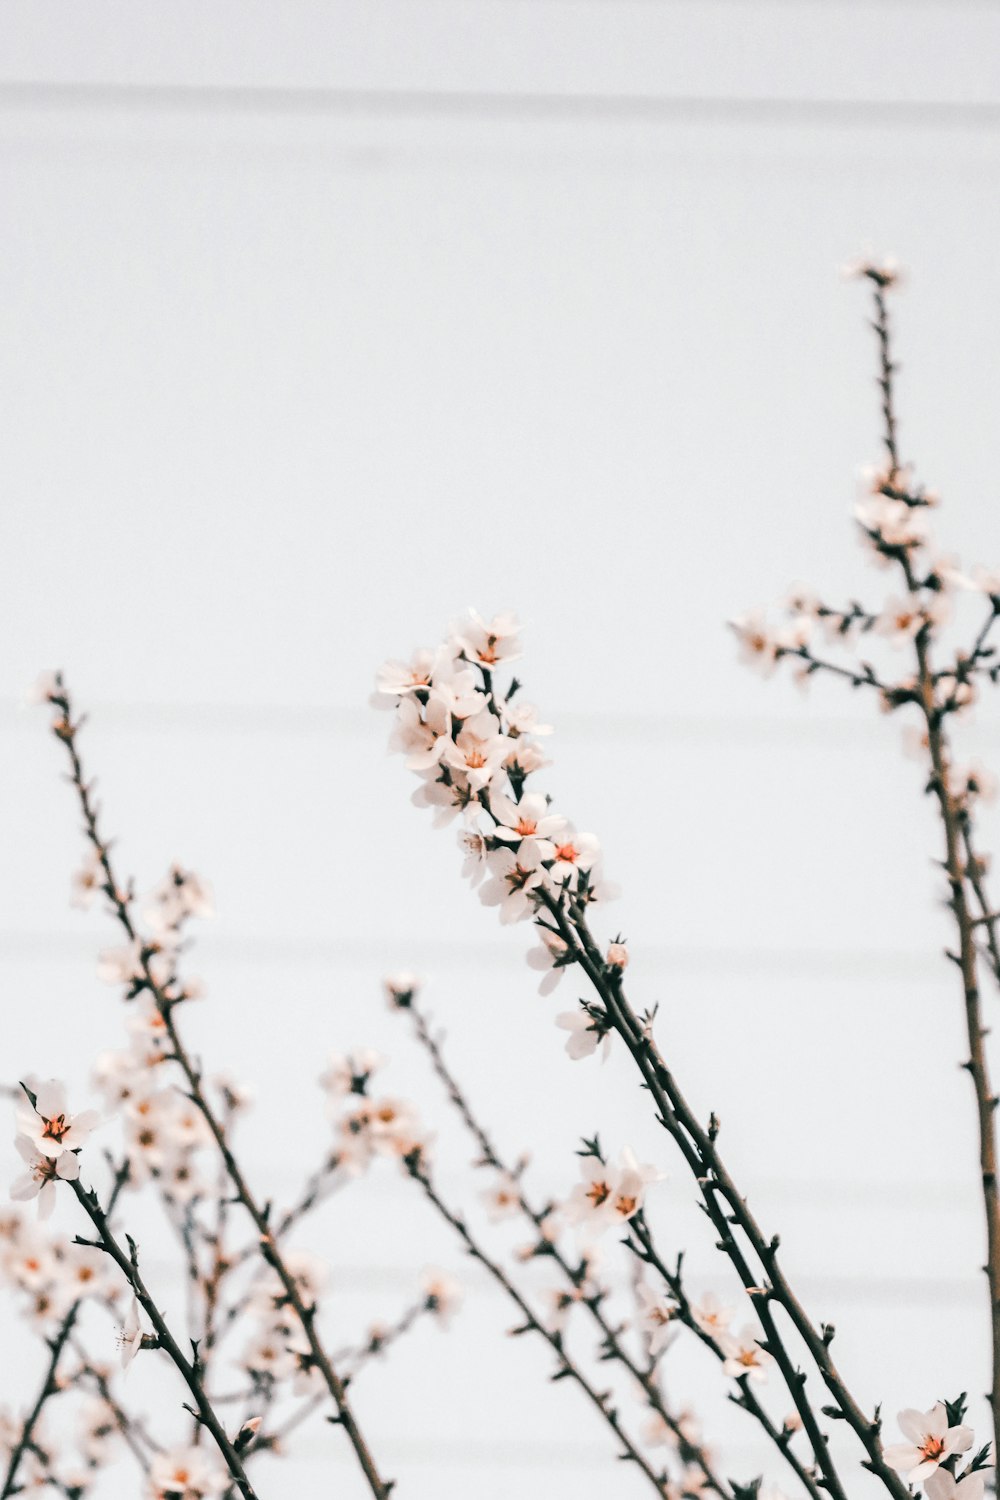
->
[375,610,628,1058]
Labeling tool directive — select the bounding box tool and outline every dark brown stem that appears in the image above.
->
[71,1177,258,1498]
[544,893,907,1500]
[908,629,1000,1448]
[624,1215,823,1500]
[1,1161,132,1499]
[963,821,1000,990]
[870,280,1000,1452]
[243,1298,433,1464]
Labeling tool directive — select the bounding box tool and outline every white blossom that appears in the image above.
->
[478,841,547,924]
[925,1471,988,1500]
[117,1296,146,1370]
[422,1267,463,1326]
[565,1149,659,1236]
[636,1282,677,1356]
[70,850,104,911]
[555,1009,610,1061]
[720,1324,773,1384]
[375,648,438,699]
[690,1292,733,1339]
[17,1081,99,1163]
[491,790,565,847]
[319,1050,383,1098]
[883,1404,974,1483]
[24,670,62,706]
[548,830,601,887]
[148,1443,228,1498]
[452,609,522,670]
[96,940,145,987]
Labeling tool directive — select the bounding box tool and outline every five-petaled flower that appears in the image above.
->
[16,1081,99,1163]
[10,1137,81,1219]
[883,1404,974,1483]
[720,1325,773,1384]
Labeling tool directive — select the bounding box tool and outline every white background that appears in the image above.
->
[4,3,1000,1496]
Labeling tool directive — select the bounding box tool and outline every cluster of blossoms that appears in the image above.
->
[0,1205,118,1330]
[730,455,1000,821]
[0,1207,139,1494]
[84,859,214,1006]
[0,1392,128,1497]
[241,1249,330,1392]
[319,1047,431,1176]
[566,1148,661,1240]
[90,1004,217,1202]
[636,1278,772,1386]
[375,611,609,918]
[376,613,630,1058]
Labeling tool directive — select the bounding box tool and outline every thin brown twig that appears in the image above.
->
[0,1303,79,1499]
[624,1215,823,1500]
[396,989,733,1499]
[1,1160,133,1499]
[403,1149,672,1497]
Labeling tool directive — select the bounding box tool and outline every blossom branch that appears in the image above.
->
[42,681,394,1500]
[867,276,1000,1451]
[241,1294,439,1466]
[374,613,916,1498]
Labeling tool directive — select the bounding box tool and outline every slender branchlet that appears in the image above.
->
[1,1158,132,1499]
[623,1214,824,1500]
[394,987,733,1499]
[70,1175,259,1497]
[867,277,1000,1451]
[402,1146,672,1496]
[0,1301,80,1499]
